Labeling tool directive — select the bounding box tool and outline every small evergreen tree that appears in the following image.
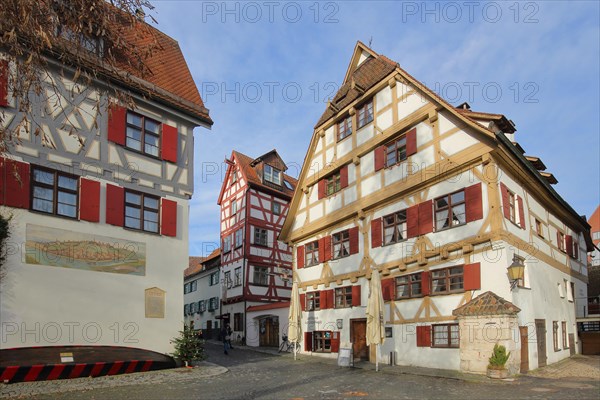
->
[171,325,205,366]
[488,343,510,369]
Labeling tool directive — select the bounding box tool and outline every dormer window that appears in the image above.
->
[57,26,104,57]
[264,164,281,186]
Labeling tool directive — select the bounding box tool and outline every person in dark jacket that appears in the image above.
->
[221,325,230,355]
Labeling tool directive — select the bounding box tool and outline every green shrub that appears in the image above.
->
[488,343,510,369]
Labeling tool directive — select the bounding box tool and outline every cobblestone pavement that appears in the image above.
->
[1,343,598,400]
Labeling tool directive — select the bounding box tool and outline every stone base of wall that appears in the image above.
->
[457,315,520,375]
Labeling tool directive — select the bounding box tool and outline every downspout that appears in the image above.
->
[243,187,250,344]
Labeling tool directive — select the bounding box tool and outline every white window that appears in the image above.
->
[234,267,242,286]
[223,235,231,253]
[231,199,238,214]
[210,271,220,286]
[254,227,268,246]
[235,229,243,248]
[264,164,281,185]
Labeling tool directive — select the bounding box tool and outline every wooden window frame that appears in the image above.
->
[254,227,269,247]
[231,199,238,214]
[253,266,269,286]
[224,271,232,289]
[124,189,160,233]
[234,228,243,248]
[210,271,219,286]
[535,219,544,238]
[432,323,460,348]
[272,201,281,215]
[553,321,559,351]
[357,100,374,129]
[231,170,238,184]
[307,292,321,311]
[395,273,422,299]
[313,330,332,353]
[264,164,282,186]
[234,313,243,331]
[190,280,197,292]
[337,115,352,141]
[199,300,206,313]
[562,321,568,349]
[334,286,352,309]
[31,166,79,219]
[125,111,161,158]
[326,172,342,196]
[434,189,466,231]
[183,283,190,294]
[223,235,231,253]
[508,190,516,223]
[332,230,350,260]
[305,241,319,267]
[383,209,407,245]
[234,267,242,286]
[558,232,566,252]
[385,136,407,168]
[430,266,464,295]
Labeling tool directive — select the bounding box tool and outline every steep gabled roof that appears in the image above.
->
[453,291,521,316]
[280,41,593,243]
[217,149,298,204]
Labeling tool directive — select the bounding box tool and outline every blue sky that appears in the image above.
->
[149,1,599,256]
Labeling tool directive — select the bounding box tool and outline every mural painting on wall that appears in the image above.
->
[25,224,146,276]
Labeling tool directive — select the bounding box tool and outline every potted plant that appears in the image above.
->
[171,325,206,368]
[487,343,511,379]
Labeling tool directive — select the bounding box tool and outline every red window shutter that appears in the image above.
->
[500,183,510,219]
[297,246,305,269]
[161,198,177,237]
[463,262,481,291]
[416,325,432,347]
[107,104,126,145]
[418,200,433,235]
[322,236,332,262]
[0,158,30,209]
[421,271,430,296]
[374,145,386,171]
[318,237,326,263]
[79,178,100,222]
[318,179,326,199]
[349,227,359,255]
[407,204,419,238]
[304,332,313,352]
[300,293,306,311]
[161,123,178,163]
[405,128,417,156]
[465,183,483,223]
[565,235,573,258]
[371,217,382,248]
[381,278,395,301]
[352,285,361,306]
[0,60,9,107]
[331,331,340,353]
[340,165,349,189]
[105,184,124,226]
[324,289,334,309]
[517,195,526,229]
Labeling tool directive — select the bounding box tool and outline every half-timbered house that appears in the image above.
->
[0,7,212,380]
[217,150,296,347]
[279,42,594,375]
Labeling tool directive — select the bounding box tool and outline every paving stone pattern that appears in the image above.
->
[1,342,598,400]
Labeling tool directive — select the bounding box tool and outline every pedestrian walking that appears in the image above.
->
[221,325,230,355]
[226,324,234,349]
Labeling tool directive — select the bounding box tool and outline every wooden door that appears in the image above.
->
[535,319,547,368]
[569,333,575,356]
[519,326,529,373]
[259,317,279,347]
[351,319,368,361]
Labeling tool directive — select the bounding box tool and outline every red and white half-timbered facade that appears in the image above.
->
[217,150,296,347]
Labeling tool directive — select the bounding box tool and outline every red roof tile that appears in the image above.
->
[246,302,290,312]
[232,150,298,199]
[184,256,205,278]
